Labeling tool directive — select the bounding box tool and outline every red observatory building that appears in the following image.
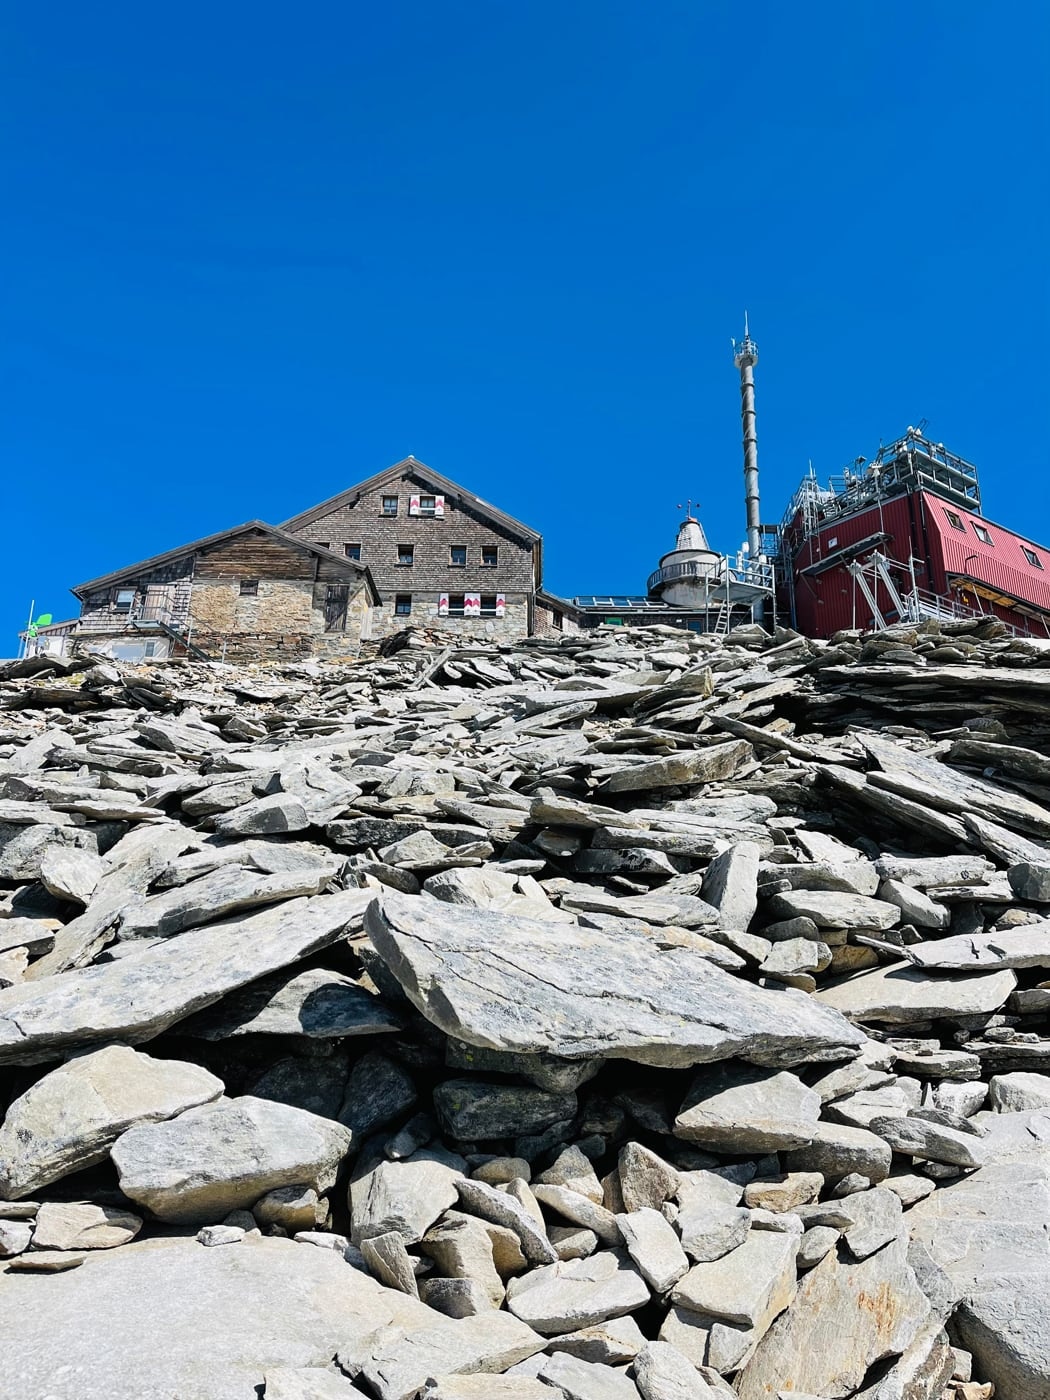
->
[777,430,1050,639]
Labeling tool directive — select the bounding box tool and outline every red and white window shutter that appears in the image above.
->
[433,495,445,517]
[408,494,421,516]
[465,593,481,617]
[495,594,506,618]
[438,594,449,616]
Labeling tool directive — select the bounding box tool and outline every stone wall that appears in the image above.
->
[285,469,537,639]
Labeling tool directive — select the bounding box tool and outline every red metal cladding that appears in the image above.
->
[786,489,1050,639]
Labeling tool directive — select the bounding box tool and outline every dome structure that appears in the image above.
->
[648,510,723,608]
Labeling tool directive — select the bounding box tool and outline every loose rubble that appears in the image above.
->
[2,616,1050,1397]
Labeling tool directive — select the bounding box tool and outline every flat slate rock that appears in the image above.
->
[366,892,863,1069]
[816,960,1017,1024]
[0,1234,438,1400]
[176,966,402,1040]
[0,889,372,1065]
[909,925,1050,972]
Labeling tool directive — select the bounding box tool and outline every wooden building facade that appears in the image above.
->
[68,522,379,662]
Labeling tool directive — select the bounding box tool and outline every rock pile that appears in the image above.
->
[2,616,1050,1398]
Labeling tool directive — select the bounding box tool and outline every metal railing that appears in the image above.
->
[647,557,776,594]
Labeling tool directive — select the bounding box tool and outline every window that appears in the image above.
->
[972,523,993,545]
[397,544,414,566]
[113,588,136,611]
[447,593,466,616]
[1022,546,1043,569]
[394,594,412,616]
[481,545,499,568]
[450,545,467,567]
[419,494,436,514]
[943,509,965,532]
[239,579,259,596]
[324,585,349,632]
[381,495,398,516]
[480,594,499,617]
[552,610,564,631]
[345,543,362,560]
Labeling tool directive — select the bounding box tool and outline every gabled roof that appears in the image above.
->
[279,456,542,546]
[71,521,381,605]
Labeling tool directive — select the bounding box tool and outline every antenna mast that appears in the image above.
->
[733,313,762,563]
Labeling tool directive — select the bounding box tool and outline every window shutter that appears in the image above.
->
[409,494,421,516]
[438,594,449,616]
[434,495,445,517]
[495,594,506,618]
[465,593,481,617]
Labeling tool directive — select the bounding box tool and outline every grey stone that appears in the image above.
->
[420,1276,492,1317]
[619,1143,680,1213]
[869,1115,987,1169]
[351,1147,465,1246]
[39,846,104,905]
[677,1201,751,1263]
[0,1219,32,1255]
[671,1231,798,1327]
[535,1351,641,1398]
[434,1078,576,1139]
[420,1379,551,1400]
[831,1186,903,1259]
[743,1173,823,1213]
[547,1315,647,1365]
[111,1095,351,1223]
[759,937,832,980]
[253,1186,322,1233]
[31,1201,142,1250]
[361,1230,420,1296]
[0,1234,443,1400]
[615,1208,689,1292]
[603,740,753,793]
[264,1369,361,1400]
[197,1224,246,1246]
[455,1176,558,1265]
[1009,862,1050,901]
[506,1248,650,1336]
[534,1184,622,1245]
[421,1212,506,1306]
[0,1044,224,1199]
[735,1234,931,1400]
[701,842,760,931]
[633,1340,723,1399]
[784,1121,893,1183]
[766,889,901,930]
[536,1145,604,1202]
[797,1224,839,1268]
[989,1071,1050,1112]
[816,961,1017,1023]
[675,1063,820,1151]
[181,965,402,1040]
[909,926,1050,972]
[355,1309,546,1400]
[365,893,862,1069]
[251,1055,349,1121]
[0,889,373,1065]
[118,865,333,940]
[212,793,312,834]
[877,879,950,930]
[339,1050,418,1138]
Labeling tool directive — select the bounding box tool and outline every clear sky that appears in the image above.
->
[3,2,1048,646]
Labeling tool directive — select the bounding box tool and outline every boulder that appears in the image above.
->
[0,1044,224,1199]
[365,892,863,1070]
[0,889,372,1065]
[505,1249,651,1335]
[816,962,1017,1023]
[674,1064,820,1152]
[31,1201,142,1250]
[735,1234,931,1400]
[111,1096,351,1224]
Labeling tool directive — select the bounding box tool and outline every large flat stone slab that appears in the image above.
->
[0,889,372,1065]
[0,1234,437,1400]
[366,893,863,1069]
[735,1234,930,1400]
[909,925,1050,972]
[816,961,1016,1024]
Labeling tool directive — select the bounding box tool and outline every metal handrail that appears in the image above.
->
[647,558,776,593]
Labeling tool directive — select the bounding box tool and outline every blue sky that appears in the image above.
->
[3,2,1048,644]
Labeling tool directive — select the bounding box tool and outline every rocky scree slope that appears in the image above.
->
[1,619,1049,1398]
